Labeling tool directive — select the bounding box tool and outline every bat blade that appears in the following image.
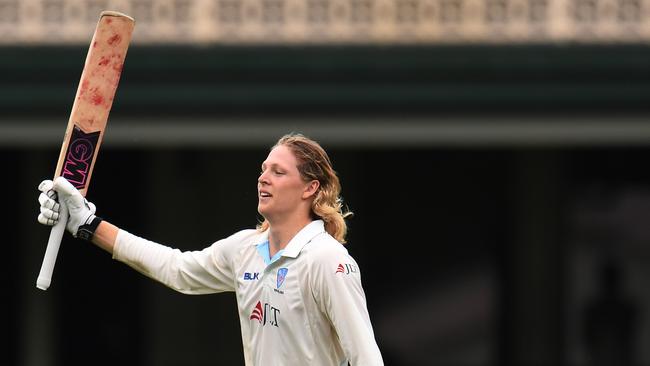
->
[36,11,135,291]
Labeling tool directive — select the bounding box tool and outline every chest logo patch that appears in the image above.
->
[276,267,288,288]
[250,300,280,327]
[243,272,259,280]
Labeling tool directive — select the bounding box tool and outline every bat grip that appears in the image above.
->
[36,200,69,291]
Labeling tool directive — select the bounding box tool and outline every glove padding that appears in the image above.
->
[38,177,97,238]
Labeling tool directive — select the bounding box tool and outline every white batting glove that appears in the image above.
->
[38,177,99,239]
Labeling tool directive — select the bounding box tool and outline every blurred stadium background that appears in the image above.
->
[2,0,650,365]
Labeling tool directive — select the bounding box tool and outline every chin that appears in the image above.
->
[257,204,269,217]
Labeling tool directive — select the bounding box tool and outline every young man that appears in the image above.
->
[37,133,384,365]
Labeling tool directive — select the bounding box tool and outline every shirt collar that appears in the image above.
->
[254,220,326,258]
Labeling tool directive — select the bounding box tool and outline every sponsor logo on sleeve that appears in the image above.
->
[335,263,357,275]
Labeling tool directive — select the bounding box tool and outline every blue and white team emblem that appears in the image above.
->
[276,268,288,288]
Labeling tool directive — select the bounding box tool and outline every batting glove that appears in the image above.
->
[38,177,101,239]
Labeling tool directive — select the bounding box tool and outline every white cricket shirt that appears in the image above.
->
[113,220,384,366]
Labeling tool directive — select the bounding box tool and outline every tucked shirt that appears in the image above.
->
[112,220,384,366]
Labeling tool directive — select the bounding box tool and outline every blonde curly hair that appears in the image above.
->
[257,133,352,243]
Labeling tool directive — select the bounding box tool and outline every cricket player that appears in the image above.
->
[37,133,384,365]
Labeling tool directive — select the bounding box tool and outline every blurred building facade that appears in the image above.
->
[1,0,650,44]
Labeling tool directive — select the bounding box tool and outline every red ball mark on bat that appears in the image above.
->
[98,57,110,66]
[80,80,90,95]
[107,34,121,46]
[93,41,97,48]
[112,62,124,86]
[112,61,124,73]
[106,18,113,24]
[91,91,104,106]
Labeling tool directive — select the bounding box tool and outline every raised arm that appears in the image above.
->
[37,176,239,294]
[92,220,119,253]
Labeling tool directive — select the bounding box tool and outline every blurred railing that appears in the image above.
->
[1,0,649,44]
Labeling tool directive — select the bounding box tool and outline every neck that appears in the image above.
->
[267,215,313,257]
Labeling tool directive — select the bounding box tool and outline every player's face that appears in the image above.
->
[258,145,313,220]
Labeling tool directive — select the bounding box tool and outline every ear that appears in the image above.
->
[302,180,320,199]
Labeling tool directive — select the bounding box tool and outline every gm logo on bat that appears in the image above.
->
[61,125,100,190]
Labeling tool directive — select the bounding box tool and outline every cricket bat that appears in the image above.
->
[36,11,135,291]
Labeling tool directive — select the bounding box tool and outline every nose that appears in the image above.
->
[258,170,269,185]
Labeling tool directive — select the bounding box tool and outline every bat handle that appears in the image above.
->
[36,200,69,291]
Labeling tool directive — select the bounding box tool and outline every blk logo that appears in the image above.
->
[243,272,259,280]
[336,263,357,275]
[250,301,280,327]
